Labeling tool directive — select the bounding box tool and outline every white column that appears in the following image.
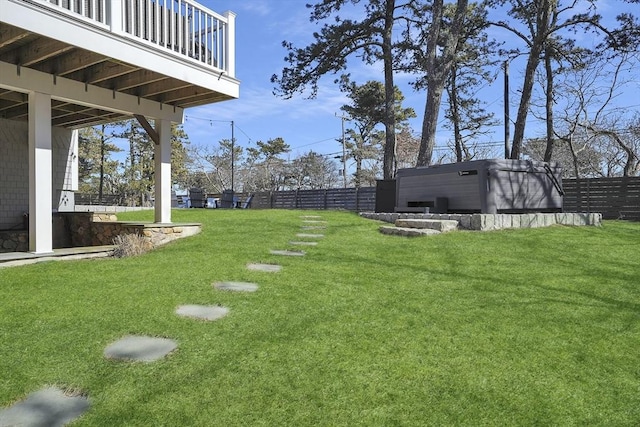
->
[224,11,236,78]
[154,119,172,223]
[28,91,53,254]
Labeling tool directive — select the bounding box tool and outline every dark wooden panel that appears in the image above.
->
[245,188,375,212]
[563,177,640,220]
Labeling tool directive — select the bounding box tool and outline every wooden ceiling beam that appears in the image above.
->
[0,99,23,112]
[0,90,27,103]
[35,49,107,76]
[0,24,30,49]
[63,61,139,85]
[155,86,214,104]
[124,79,191,99]
[107,69,168,92]
[53,111,125,128]
[4,38,74,66]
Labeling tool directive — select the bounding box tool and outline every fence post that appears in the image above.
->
[586,179,590,213]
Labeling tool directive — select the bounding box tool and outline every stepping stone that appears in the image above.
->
[301,226,326,230]
[379,226,441,237]
[296,233,324,238]
[176,305,229,321]
[213,282,259,292]
[104,335,177,362]
[302,220,327,224]
[247,263,282,273]
[0,387,90,427]
[289,241,318,246]
[395,218,459,232]
[270,250,305,257]
[300,215,322,219]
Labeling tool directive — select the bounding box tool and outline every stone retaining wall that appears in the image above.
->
[66,212,200,248]
[61,212,200,249]
[360,212,602,231]
[91,222,201,249]
[0,230,28,252]
[1,212,200,253]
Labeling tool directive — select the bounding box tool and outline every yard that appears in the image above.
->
[1,209,639,425]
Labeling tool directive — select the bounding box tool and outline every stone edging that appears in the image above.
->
[360,212,602,231]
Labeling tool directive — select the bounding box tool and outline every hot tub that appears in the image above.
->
[395,159,564,214]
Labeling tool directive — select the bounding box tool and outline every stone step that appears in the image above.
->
[379,226,441,237]
[394,219,459,232]
[394,206,430,213]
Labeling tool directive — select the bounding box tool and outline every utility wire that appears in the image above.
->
[184,115,255,145]
[295,136,341,149]
[233,124,253,144]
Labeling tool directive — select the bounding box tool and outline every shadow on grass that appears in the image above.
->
[526,283,640,314]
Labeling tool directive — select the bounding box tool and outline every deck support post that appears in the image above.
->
[154,119,172,224]
[28,91,53,254]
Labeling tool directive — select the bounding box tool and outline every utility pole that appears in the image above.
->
[341,116,347,188]
[504,60,511,159]
[231,120,235,193]
[336,114,349,188]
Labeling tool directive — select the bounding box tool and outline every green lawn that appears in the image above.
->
[1,209,639,426]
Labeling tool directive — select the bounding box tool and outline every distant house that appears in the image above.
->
[0,0,239,253]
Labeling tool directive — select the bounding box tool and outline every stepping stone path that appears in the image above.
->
[0,387,90,426]
[104,335,177,362]
[270,250,305,257]
[176,305,229,321]
[213,281,259,292]
[247,263,282,273]
[2,214,327,424]
[289,241,318,246]
[296,233,324,238]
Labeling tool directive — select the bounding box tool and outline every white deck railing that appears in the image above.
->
[20,0,235,76]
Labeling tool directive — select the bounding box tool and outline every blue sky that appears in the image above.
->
[181,0,639,163]
[183,0,357,161]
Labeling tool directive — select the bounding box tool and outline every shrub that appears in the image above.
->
[112,233,148,258]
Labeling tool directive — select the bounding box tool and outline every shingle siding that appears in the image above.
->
[0,118,75,229]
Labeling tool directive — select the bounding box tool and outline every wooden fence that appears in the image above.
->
[563,177,640,221]
[76,176,640,220]
[247,188,376,212]
[75,194,125,206]
[245,177,640,220]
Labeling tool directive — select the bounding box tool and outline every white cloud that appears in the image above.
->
[191,81,349,123]
[181,78,352,152]
[236,0,272,17]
